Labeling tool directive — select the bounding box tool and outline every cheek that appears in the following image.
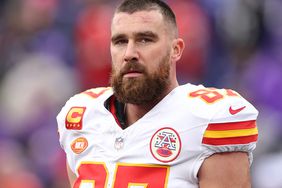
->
[151,51,171,73]
[111,52,119,67]
[111,48,124,65]
[111,62,119,75]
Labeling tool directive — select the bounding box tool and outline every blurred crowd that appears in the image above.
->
[0,0,281,187]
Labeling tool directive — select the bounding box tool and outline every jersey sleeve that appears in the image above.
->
[57,87,111,148]
[56,92,87,166]
[56,87,112,174]
[56,94,78,173]
[56,99,72,151]
[201,89,259,163]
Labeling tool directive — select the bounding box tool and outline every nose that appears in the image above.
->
[124,41,139,62]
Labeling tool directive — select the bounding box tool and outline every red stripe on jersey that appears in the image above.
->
[202,134,258,146]
[206,120,256,131]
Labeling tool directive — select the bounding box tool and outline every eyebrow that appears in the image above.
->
[111,31,159,42]
[135,31,158,39]
[111,34,127,43]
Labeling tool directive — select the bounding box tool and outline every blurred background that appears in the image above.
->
[0,0,281,187]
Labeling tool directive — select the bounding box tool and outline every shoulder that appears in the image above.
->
[179,83,258,119]
[65,87,112,105]
[56,87,112,128]
[62,87,112,109]
[56,87,112,152]
[181,83,259,147]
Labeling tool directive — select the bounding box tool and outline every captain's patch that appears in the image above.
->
[150,127,181,163]
[65,107,86,130]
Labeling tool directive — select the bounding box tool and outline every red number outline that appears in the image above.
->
[74,162,170,188]
[189,88,239,104]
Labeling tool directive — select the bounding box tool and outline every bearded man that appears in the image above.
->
[57,0,259,187]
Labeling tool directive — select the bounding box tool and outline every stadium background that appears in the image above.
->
[0,0,281,187]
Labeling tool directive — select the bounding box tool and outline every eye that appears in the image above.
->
[113,39,128,45]
[139,38,153,43]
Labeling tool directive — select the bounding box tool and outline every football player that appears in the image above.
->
[57,0,258,187]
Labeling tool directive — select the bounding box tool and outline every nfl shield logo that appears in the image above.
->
[114,137,124,150]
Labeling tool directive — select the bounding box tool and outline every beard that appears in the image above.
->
[110,54,171,105]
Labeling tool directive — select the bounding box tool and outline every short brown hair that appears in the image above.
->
[115,0,178,36]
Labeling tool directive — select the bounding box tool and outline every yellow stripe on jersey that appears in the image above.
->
[204,127,258,138]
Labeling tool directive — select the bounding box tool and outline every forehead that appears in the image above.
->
[111,10,165,35]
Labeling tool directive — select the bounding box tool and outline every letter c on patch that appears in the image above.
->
[65,107,86,130]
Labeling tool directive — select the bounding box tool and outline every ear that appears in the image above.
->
[171,38,185,62]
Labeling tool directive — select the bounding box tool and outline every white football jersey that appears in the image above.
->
[57,83,258,188]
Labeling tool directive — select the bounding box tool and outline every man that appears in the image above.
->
[57,0,259,187]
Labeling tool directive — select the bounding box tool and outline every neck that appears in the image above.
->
[125,81,178,126]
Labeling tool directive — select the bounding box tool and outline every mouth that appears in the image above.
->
[123,70,143,78]
[122,66,144,78]
[120,63,146,78]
